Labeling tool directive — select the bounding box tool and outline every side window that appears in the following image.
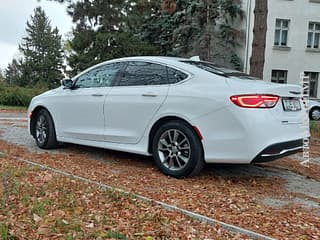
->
[167,67,188,84]
[118,62,167,86]
[75,62,124,88]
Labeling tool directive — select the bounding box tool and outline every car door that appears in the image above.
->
[54,62,124,141]
[104,61,169,144]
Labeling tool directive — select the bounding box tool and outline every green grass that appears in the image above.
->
[0,223,16,240]
[0,105,27,111]
[310,120,320,137]
[31,199,52,217]
[104,230,127,239]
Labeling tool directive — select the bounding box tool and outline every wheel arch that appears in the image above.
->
[147,115,204,154]
[30,106,55,138]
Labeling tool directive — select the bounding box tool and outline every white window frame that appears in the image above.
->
[274,19,290,46]
[307,22,320,49]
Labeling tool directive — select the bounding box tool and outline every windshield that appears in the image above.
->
[181,60,259,80]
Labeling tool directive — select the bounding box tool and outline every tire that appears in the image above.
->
[309,107,320,121]
[34,109,58,149]
[152,120,204,178]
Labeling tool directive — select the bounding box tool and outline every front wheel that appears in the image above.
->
[152,121,204,178]
[34,109,58,149]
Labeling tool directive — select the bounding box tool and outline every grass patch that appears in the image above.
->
[104,230,127,239]
[0,105,27,111]
[310,121,320,138]
[0,223,16,240]
[31,199,52,217]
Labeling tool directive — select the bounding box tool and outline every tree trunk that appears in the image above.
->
[249,0,268,79]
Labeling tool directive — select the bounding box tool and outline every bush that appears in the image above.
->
[0,84,47,107]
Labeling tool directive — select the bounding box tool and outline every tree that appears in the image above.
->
[5,59,21,86]
[141,0,243,69]
[19,7,64,88]
[0,69,4,83]
[49,0,243,71]
[66,0,156,74]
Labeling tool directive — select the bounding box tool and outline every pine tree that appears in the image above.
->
[50,0,243,71]
[66,0,156,74]
[141,0,243,69]
[0,69,4,83]
[19,7,64,88]
[5,59,21,86]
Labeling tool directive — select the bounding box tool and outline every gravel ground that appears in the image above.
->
[0,112,319,210]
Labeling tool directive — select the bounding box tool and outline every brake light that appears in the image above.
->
[230,94,279,108]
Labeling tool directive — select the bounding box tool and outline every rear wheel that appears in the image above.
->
[152,121,204,178]
[34,109,58,149]
[310,107,320,121]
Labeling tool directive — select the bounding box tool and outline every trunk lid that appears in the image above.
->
[226,77,302,98]
[226,77,307,125]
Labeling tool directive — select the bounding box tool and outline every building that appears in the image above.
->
[240,0,320,99]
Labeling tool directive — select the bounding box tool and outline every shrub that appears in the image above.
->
[0,84,47,107]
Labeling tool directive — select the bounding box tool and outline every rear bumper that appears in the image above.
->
[251,139,303,163]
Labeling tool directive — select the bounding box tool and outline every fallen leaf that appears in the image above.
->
[33,213,42,223]
[86,222,94,228]
[52,210,65,218]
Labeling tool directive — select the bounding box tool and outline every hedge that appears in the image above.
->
[0,84,47,107]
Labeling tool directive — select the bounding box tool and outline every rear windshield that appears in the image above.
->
[181,60,258,79]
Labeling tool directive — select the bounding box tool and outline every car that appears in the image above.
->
[28,56,309,178]
[309,100,320,121]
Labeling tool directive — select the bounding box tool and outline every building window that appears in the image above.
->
[274,19,290,46]
[305,72,319,98]
[307,22,320,49]
[271,70,288,84]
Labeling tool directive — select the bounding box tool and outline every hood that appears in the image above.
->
[33,87,61,99]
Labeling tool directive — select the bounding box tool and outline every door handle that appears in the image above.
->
[91,94,104,97]
[142,93,157,97]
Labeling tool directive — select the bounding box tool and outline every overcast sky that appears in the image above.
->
[0,0,73,70]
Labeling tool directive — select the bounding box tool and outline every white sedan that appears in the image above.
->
[28,56,309,177]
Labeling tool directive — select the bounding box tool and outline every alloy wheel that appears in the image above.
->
[311,109,320,120]
[36,115,47,145]
[157,129,191,171]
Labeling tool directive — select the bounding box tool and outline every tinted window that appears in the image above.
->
[75,62,124,88]
[118,62,167,86]
[182,61,228,76]
[167,67,188,84]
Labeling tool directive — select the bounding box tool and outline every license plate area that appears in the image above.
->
[282,98,301,112]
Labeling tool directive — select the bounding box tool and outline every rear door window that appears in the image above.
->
[118,61,168,86]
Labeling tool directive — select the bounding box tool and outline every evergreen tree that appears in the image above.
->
[66,0,156,74]
[141,0,243,69]
[0,69,4,83]
[19,7,64,88]
[5,59,21,86]
[50,0,243,71]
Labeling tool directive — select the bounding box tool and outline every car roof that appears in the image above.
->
[72,56,195,79]
[106,56,190,66]
[72,56,221,80]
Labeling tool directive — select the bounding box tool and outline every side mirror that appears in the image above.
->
[61,79,73,89]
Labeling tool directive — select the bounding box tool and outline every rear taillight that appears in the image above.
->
[230,94,279,108]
